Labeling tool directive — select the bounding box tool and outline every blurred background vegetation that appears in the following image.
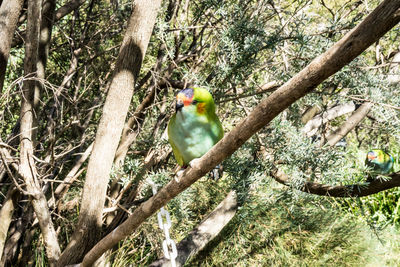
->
[1,0,400,266]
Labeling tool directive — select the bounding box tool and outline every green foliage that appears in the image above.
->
[189,183,400,267]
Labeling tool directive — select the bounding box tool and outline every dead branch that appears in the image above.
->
[217,81,280,104]
[11,0,87,48]
[53,142,93,200]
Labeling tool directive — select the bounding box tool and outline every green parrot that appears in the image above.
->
[365,149,394,174]
[167,87,224,170]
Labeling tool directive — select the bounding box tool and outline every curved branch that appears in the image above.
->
[271,168,400,197]
[81,2,400,266]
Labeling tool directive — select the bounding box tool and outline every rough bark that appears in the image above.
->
[19,0,61,265]
[56,1,163,265]
[0,0,24,91]
[80,1,400,266]
[326,102,373,146]
[0,205,34,266]
[150,191,238,267]
[0,188,19,262]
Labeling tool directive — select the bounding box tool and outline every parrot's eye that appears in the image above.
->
[192,100,198,105]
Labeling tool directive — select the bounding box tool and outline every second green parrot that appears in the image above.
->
[365,149,394,174]
[167,87,224,168]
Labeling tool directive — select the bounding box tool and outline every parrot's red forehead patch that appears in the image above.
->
[367,151,376,158]
[177,88,194,106]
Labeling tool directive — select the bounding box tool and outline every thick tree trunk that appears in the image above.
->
[0,205,34,266]
[0,0,24,91]
[19,0,61,265]
[0,188,19,262]
[80,2,400,265]
[56,1,162,265]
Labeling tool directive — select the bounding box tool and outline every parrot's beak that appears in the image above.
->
[367,153,376,160]
[176,99,184,112]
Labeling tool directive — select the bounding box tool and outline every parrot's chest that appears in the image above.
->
[171,111,217,164]
[370,159,393,173]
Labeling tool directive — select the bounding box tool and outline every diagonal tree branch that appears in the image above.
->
[81,1,400,266]
[272,101,376,197]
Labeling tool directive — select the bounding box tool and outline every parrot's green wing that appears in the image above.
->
[167,115,184,166]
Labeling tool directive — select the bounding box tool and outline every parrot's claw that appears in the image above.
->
[182,159,223,181]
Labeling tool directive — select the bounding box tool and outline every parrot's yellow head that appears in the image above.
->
[175,87,216,115]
